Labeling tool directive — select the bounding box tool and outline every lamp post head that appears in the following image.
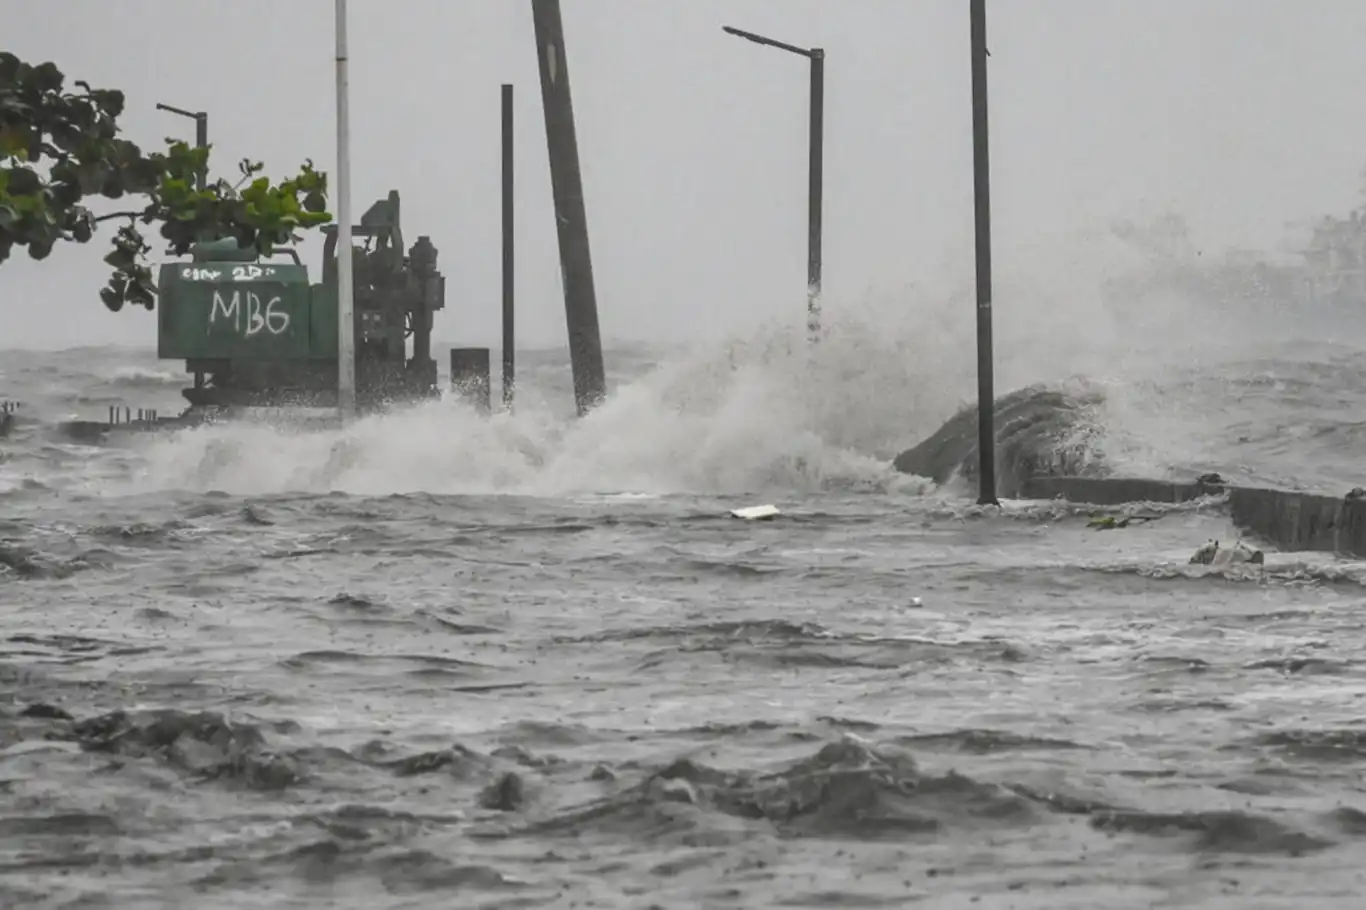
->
[720,24,815,59]
[155,101,205,121]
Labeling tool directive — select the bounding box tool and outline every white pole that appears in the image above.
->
[335,0,357,420]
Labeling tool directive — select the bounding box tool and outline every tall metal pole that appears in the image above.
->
[970,0,997,505]
[194,114,208,193]
[806,50,825,341]
[335,0,357,420]
[158,100,210,396]
[502,83,516,411]
[155,102,208,191]
[531,0,607,417]
[722,26,826,342]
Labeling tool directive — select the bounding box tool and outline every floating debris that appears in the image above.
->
[1087,512,1163,530]
[730,504,781,521]
[1190,538,1264,566]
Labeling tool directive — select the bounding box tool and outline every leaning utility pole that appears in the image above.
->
[530,0,607,416]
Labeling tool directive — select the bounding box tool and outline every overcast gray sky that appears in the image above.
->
[5,0,1366,350]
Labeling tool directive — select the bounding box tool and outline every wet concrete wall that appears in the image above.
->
[1020,475,1366,559]
[893,387,1366,558]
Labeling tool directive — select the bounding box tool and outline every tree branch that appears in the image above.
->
[1,51,333,311]
[92,210,144,224]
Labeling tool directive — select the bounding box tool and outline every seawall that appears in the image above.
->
[895,388,1366,558]
[1021,476,1366,558]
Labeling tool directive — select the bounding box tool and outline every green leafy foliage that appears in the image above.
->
[0,52,333,311]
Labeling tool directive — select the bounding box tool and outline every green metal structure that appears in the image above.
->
[153,190,445,414]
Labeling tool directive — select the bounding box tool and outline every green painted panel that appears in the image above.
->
[157,260,314,360]
[310,281,339,358]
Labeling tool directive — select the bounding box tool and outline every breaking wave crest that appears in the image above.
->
[111,309,969,498]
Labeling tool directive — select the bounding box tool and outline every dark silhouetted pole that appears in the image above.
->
[722,25,825,341]
[971,0,998,505]
[502,83,516,411]
[451,347,492,414]
[155,102,208,191]
[531,0,607,416]
[807,49,824,340]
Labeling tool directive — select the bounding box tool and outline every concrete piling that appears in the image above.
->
[450,347,492,414]
[531,0,607,416]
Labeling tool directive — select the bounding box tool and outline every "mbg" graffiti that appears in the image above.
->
[209,289,290,337]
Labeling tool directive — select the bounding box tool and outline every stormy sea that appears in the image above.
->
[4,268,1366,908]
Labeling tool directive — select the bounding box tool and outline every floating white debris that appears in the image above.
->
[1189,538,1264,566]
[730,504,780,521]
[909,596,923,608]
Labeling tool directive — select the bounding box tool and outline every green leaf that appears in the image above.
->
[6,167,40,195]
[28,62,64,94]
[0,125,34,158]
[103,245,134,269]
[88,89,124,118]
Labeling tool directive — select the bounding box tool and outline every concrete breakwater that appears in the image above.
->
[895,388,1366,559]
[1023,475,1366,559]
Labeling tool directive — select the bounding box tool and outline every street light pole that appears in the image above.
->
[334,0,357,421]
[155,102,208,191]
[501,82,516,412]
[970,0,997,506]
[722,25,825,341]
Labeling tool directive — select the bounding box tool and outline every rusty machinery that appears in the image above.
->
[154,190,445,416]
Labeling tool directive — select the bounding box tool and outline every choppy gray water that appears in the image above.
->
[4,332,1366,909]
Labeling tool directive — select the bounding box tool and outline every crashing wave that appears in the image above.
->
[892,384,1109,497]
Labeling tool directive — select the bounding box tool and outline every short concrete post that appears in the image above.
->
[450,347,492,414]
